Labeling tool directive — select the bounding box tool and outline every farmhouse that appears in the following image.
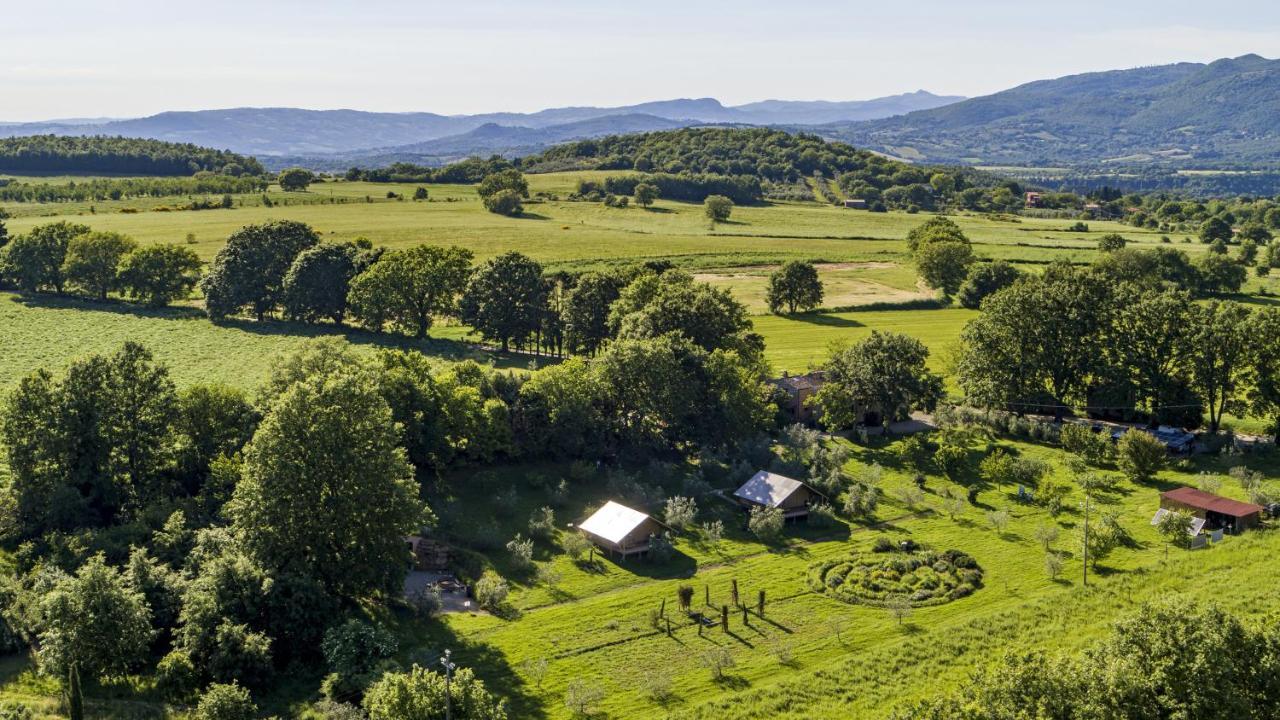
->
[1025,191,1043,208]
[843,198,868,209]
[1159,486,1263,535]
[733,470,827,520]
[577,500,670,557]
[771,371,825,424]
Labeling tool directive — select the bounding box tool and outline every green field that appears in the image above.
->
[2,172,1279,718]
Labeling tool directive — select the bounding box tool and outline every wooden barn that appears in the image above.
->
[1159,486,1263,535]
[733,471,827,520]
[577,501,670,557]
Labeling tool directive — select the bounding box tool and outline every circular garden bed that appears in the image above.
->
[807,548,983,607]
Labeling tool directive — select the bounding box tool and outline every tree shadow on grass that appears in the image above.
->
[13,289,559,372]
[785,312,864,328]
[515,212,552,221]
[712,674,752,690]
[395,608,549,720]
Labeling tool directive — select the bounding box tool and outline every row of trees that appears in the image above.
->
[955,261,1280,434]
[908,217,1257,303]
[0,174,267,204]
[0,221,203,306]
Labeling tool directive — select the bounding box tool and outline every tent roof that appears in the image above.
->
[578,501,657,544]
[734,471,817,508]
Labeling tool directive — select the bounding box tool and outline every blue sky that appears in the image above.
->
[3,0,1279,120]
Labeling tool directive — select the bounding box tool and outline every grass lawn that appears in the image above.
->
[357,435,1280,719]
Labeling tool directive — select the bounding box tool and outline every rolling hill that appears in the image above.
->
[0,92,962,159]
[822,54,1280,167]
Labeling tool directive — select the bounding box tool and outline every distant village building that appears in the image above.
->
[1024,191,1043,208]
[771,371,825,424]
[1158,486,1263,535]
[843,198,869,210]
[1083,202,1104,214]
[733,471,827,520]
[577,500,670,557]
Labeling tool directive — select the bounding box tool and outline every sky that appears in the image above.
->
[3,0,1279,121]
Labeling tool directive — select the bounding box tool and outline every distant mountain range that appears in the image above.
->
[0,92,962,163]
[820,55,1280,167]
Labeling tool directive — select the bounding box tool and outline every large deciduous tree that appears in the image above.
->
[1188,300,1253,433]
[1249,307,1280,440]
[1104,290,1196,424]
[118,244,204,307]
[957,260,1022,309]
[201,221,319,321]
[563,271,623,356]
[0,221,89,292]
[812,331,943,429]
[63,231,137,300]
[766,260,824,314]
[347,244,473,336]
[228,369,427,600]
[276,167,314,192]
[609,270,762,359]
[460,251,545,352]
[36,554,153,681]
[1,342,178,536]
[956,264,1110,418]
[280,242,378,325]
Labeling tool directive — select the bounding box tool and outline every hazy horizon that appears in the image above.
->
[4,0,1279,121]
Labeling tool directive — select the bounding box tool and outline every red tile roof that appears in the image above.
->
[1161,487,1263,518]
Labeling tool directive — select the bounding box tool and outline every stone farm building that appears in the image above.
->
[1159,486,1263,535]
[771,371,825,424]
[733,470,827,520]
[577,500,670,558]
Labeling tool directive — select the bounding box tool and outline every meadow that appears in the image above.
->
[2,172,1279,718]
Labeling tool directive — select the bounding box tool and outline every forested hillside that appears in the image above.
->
[520,127,1010,208]
[827,55,1280,167]
[0,135,264,176]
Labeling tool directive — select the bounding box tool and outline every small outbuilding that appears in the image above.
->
[1159,486,1263,535]
[577,501,670,557]
[843,198,868,210]
[733,470,827,520]
[771,371,826,424]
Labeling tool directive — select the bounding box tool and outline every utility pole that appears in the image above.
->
[441,648,458,720]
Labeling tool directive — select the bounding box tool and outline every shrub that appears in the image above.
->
[663,496,697,531]
[364,665,507,720]
[505,534,534,570]
[527,507,556,541]
[648,532,674,562]
[1116,430,1167,483]
[748,506,784,540]
[322,619,398,680]
[195,683,257,720]
[1060,424,1112,466]
[155,650,200,702]
[561,532,591,560]
[474,570,509,610]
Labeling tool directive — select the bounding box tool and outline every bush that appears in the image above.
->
[195,682,257,720]
[483,189,523,216]
[364,665,507,720]
[748,505,785,540]
[561,532,591,560]
[663,496,697,531]
[1060,423,1112,466]
[322,619,398,680]
[155,650,200,702]
[474,570,509,610]
[527,507,556,541]
[704,195,734,222]
[505,535,534,570]
[1116,430,1167,483]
